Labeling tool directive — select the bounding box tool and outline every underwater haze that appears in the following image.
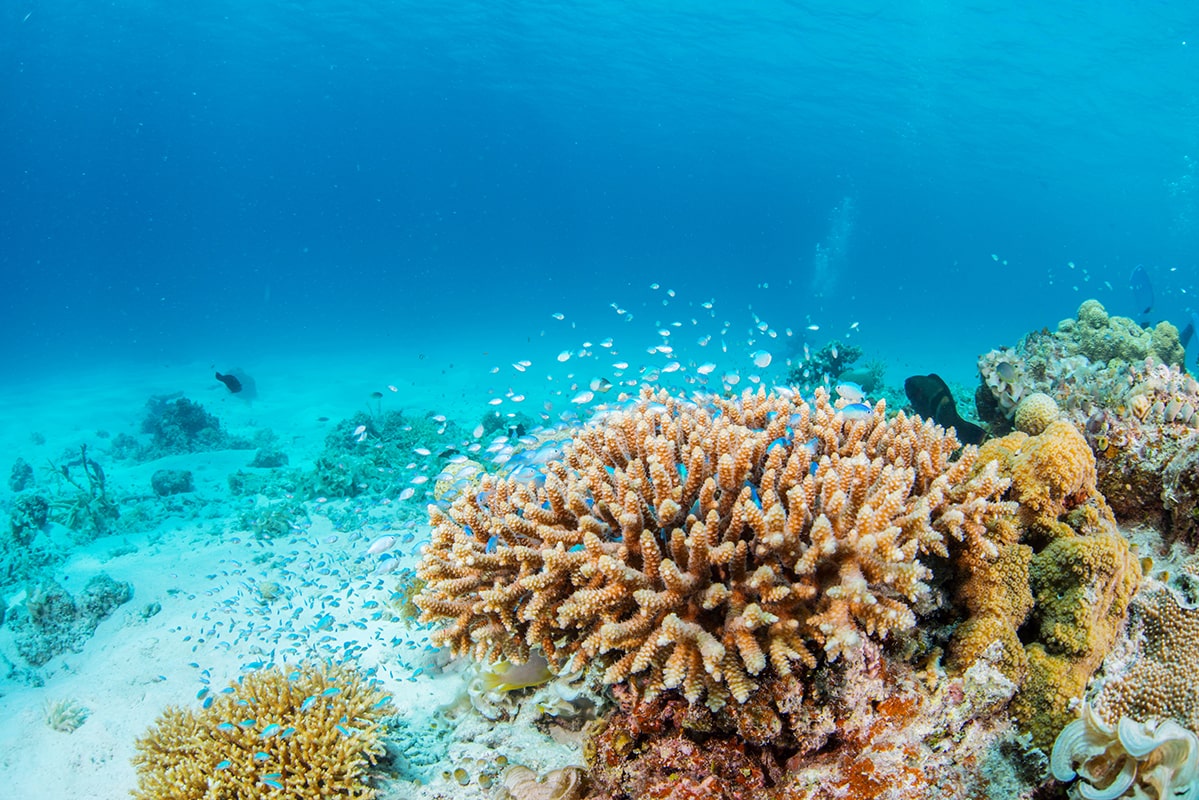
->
[5,4,1199,799]
[3,0,1197,377]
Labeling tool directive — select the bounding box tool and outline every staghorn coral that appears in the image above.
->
[416,385,1014,711]
[131,661,393,799]
[1051,702,1199,800]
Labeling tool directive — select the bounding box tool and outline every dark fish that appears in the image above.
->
[904,373,987,445]
[1183,311,1199,365]
[215,372,242,393]
[1130,264,1154,317]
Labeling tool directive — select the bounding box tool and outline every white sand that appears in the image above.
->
[0,288,990,797]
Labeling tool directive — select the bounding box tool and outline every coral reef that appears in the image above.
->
[977,305,1199,544]
[948,421,1141,751]
[44,697,89,733]
[45,445,120,538]
[298,408,464,500]
[582,641,1044,800]
[137,395,232,459]
[1090,580,1199,733]
[8,493,49,545]
[150,468,194,496]
[417,385,1014,712]
[7,574,133,666]
[131,661,394,799]
[8,457,33,492]
[1063,299,1185,367]
[1014,392,1060,436]
[1051,702,1199,800]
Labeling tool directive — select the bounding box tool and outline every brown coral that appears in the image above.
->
[417,386,1014,710]
[950,420,1141,751]
[131,662,393,800]
[1092,580,1199,731]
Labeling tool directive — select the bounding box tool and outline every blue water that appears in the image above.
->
[2,1,1197,377]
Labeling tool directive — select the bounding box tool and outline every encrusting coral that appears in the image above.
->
[131,661,394,799]
[416,385,1014,711]
[1091,580,1199,734]
[948,420,1141,751]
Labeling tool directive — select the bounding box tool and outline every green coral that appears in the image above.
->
[1063,299,1185,367]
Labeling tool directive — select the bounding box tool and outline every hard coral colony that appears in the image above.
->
[416,385,1014,711]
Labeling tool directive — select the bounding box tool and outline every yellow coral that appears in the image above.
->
[417,385,1014,710]
[1093,581,1199,732]
[1014,392,1059,436]
[131,662,393,799]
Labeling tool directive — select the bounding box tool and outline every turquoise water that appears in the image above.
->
[1,3,1198,797]
[2,1,1197,375]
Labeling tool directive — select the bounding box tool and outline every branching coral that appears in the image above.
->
[131,661,393,799]
[417,385,1013,710]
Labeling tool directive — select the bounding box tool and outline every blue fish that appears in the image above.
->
[300,695,317,712]
[262,777,284,789]
[280,726,297,738]
[260,723,281,738]
[842,402,873,422]
[215,759,232,770]
[485,535,499,553]
[217,722,236,732]
[321,686,342,697]
[253,751,270,761]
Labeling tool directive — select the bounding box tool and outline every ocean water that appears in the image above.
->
[1,2,1198,798]
[4,1,1197,377]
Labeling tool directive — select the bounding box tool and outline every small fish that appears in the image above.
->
[215,759,232,770]
[751,350,772,369]
[321,686,342,697]
[485,534,499,553]
[260,723,281,738]
[413,446,432,456]
[261,777,284,789]
[300,695,318,712]
[571,390,594,404]
[253,752,270,761]
[367,536,397,555]
[841,402,873,421]
[834,382,865,404]
[697,362,717,375]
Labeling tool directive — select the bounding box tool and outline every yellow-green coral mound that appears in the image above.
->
[132,662,393,799]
